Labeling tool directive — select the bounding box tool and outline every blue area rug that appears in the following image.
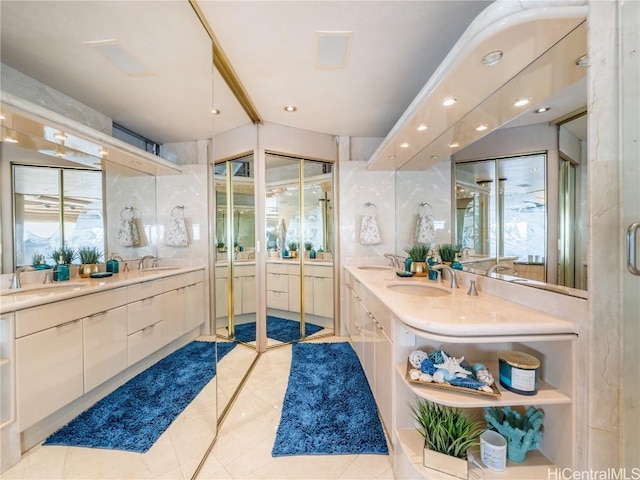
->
[272,342,388,456]
[44,341,236,453]
[233,316,323,343]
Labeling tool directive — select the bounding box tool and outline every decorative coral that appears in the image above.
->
[484,406,544,463]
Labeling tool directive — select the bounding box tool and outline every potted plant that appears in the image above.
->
[77,246,102,277]
[31,251,50,270]
[304,241,314,259]
[49,244,76,265]
[437,243,460,265]
[404,243,430,276]
[288,241,298,258]
[216,241,226,253]
[409,399,483,479]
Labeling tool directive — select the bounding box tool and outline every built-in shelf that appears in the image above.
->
[396,361,571,408]
[397,428,557,480]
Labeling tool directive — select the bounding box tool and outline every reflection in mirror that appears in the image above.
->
[266,153,335,347]
[103,160,157,262]
[213,154,259,419]
[455,154,547,281]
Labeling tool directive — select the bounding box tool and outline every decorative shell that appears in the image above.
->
[433,352,472,381]
[449,376,485,390]
[409,369,421,381]
[476,369,495,386]
[409,350,429,369]
[428,350,450,365]
[420,358,436,375]
[418,372,433,382]
[432,371,446,383]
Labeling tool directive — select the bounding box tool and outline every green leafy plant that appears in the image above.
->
[404,243,431,262]
[437,243,460,263]
[287,241,298,252]
[409,399,483,459]
[77,246,102,264]
[31,251,45,266]
[304,241,313,251]
[216,241,225,249]
[50,244,76,264]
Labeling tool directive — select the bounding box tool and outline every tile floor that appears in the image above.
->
[3,336,393,480]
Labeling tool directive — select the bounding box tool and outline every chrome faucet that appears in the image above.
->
[138,255,157,270]
[383,253,403,270]
[486,264,511,276]
[431,264,459,288]
[10,265,35,289]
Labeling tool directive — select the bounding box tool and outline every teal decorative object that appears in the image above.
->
[310,249,316,259]
[484,406,544,463]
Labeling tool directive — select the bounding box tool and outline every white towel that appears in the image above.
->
[360,214,382,245]
[118,218,140,247]
[414,213,435,244]
[165,217,190,247]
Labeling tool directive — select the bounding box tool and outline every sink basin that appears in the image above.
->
[386,283,451,297]
[0,282,86,296]
[357,265,391,271]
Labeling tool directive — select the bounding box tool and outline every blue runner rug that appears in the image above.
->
[234,316,323,343]
[44,341,236,453]
[272,342,388,456]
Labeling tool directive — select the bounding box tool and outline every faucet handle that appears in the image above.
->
[43,271,53,284]
[467,280,478,296]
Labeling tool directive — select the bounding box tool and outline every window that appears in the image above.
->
[13,165,104,266]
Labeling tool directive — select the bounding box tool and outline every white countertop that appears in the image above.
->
[345,265,577,338]
[0,266,204,314]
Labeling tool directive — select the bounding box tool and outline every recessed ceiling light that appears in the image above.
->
[530,167,540,172]
[475,124,489,131]
[442,97,457,107]
[400,142,409,148]
[534,107,550,114]
[430,155,439,160]
[575,54,588,67]
[416,124,428,131]
[514,98,531,107]
[482,50,503,66]
[3,134,18,143]
[388,155,396,160]
[211,108,221,115]
[449,142,460,148]
[54,132,67,141]
[284,105,297,112]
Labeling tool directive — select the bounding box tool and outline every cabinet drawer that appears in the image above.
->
[128,321,164,366]
[16,319,83,430]
[267,290,289,310]
[267,273,289,292]
[267,263,288,274]
[127,279,163,303]
[15,288,128,338]
[128,295,163,334]
[234,265,256,277]
[306,265,334,278]
[162,270,204,292]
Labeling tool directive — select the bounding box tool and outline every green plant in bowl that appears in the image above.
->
[77,246,102,264]
[437,243,460,264]
[304,241,313,251]
[287,241,298,252]
[409,398,483,459]
[31,251,45,266]
[404,243,430,262]
[50,244,76,265]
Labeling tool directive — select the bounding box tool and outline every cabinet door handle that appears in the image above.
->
[142,324,155,333]
[627,222,640,276]
[56,319,80,329]
[89,311,108,319]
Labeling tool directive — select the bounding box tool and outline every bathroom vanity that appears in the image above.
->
[0,266,205,471]
[344,265,579,479]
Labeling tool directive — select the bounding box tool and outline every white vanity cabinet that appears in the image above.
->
[161,270,206,342]
[267,263,290,310]
[0,312,20,473]
[216,264,255,316]
[127,280,164,366]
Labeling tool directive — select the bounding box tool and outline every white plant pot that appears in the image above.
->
[423,447,468,479]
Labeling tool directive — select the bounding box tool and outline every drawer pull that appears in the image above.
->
[142,324,155,333]
[88,311,108,319]
[56,319,80,329]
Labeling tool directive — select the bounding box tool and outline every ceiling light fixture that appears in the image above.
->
[211,108,221,115]
[284,105,297,112]
[0,113,5,120]
[482,50,503,66]
[475,124,489,131]
[575,54,588,67]
[416,124,428,131]
[430,155,439,160]
[534,107,550,114]
[449,142,460,148]
[442,97,457,107]
[3,133,19,144]
[513,98,531,107]
[388,155,396,160]
[400,142,410,148]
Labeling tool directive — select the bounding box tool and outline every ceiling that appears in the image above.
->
[0,0,493,144]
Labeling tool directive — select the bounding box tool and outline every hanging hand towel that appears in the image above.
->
[165,207,190,247]
[359,203,382,246]
[117,207,139,247]
[414,210,435,244]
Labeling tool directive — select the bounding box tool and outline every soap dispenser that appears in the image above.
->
[53,256,70,282]
[106,254,120,273]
